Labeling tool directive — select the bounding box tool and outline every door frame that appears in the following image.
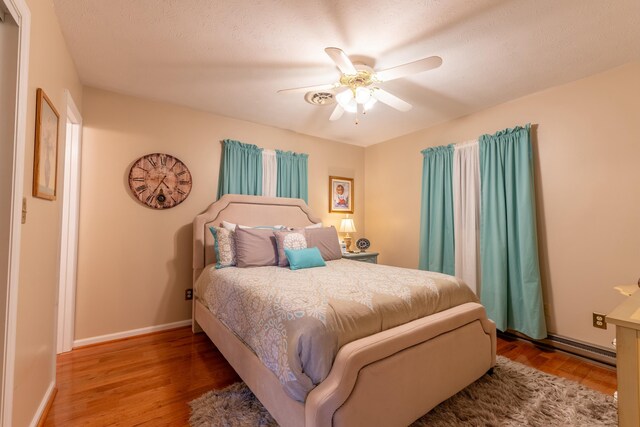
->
[1,0,30,425]
[56,91,82,354]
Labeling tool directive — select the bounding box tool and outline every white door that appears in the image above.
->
[0,0,30,424]
[0,7,19,408]
[57,92,82,354]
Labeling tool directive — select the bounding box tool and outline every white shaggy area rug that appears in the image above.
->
[189,356,616,426]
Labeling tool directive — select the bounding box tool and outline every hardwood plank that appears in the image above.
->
[44,327,617,426]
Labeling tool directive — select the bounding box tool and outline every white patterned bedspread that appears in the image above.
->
[195,259,477,401]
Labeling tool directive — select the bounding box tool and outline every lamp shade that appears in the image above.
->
[339,218,356,233]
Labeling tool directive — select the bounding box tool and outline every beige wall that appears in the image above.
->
[13,0,83,425]
[75,87,364,340]
[365,61,640,349]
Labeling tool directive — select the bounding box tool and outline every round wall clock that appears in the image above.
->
[356,238,371,252]
[128,153,192,209]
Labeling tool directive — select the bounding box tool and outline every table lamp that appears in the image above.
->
[339,217,356,253]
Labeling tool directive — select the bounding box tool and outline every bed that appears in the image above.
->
[192,194,496,427]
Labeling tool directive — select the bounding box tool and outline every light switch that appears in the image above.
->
[21,197,26,224]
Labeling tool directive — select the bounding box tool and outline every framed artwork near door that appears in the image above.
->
[33,88,60,200]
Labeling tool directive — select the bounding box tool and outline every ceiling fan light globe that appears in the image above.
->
[344,98,358,113]
[364,97,377,111]
[355,87,371,104]
[336,89,354,108]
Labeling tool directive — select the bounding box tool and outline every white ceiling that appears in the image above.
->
[53,0,640,147]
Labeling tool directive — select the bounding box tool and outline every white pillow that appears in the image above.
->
[305,223,323,229]
[222,220,284,231]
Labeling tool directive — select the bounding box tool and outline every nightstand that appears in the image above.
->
[607,290,640,427]
[342,251,378,264]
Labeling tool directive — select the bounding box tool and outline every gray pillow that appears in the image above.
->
[274,229,308,267]
[305,226,342,261]
[234,227,278,267]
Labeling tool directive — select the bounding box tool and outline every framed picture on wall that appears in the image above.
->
[329,176,354,214]
[33,88,60,200]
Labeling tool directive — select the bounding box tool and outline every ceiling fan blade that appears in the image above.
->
[372,89,412,112]
[329,104,345,121]
[325,47,357,75]
[376,56,442,82]
[278,83,336,94]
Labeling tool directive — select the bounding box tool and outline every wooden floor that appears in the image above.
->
[44,327,617,426]
[497,334,617,395]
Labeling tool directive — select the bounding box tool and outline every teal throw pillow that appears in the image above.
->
[285,247,326,270]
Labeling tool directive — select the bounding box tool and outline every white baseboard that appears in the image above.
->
[29,381,55,427]
[73,319,192,348]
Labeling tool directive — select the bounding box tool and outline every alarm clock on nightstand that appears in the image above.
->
[356,238,371,252]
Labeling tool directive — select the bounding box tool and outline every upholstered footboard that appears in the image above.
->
[194,299,496,427]
[307,302,496,427]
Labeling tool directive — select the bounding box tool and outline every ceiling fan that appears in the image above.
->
[278,47,442,123]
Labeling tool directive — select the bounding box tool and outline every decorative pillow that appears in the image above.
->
[234,227,278,267]
[209,226,236,269]
[274,230,308,267]
[222,220,284,232]
[305,226,342,261]
[285,247,326,270]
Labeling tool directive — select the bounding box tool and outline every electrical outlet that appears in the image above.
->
[185,289,193,300]
[593,312,607,329]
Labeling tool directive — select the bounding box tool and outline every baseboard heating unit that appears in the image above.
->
[500,331,617,367]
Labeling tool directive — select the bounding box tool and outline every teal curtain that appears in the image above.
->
[419,145,455,275]
[276,150,308,203]
[217,139,263,198]
[479,124,547,339]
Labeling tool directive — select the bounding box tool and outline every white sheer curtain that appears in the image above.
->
[453,140,481,294]
[262,149,277,197]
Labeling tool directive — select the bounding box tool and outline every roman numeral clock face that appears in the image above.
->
[128,153,192,209]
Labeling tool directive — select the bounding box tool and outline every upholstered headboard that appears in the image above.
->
[192,194,322,282]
